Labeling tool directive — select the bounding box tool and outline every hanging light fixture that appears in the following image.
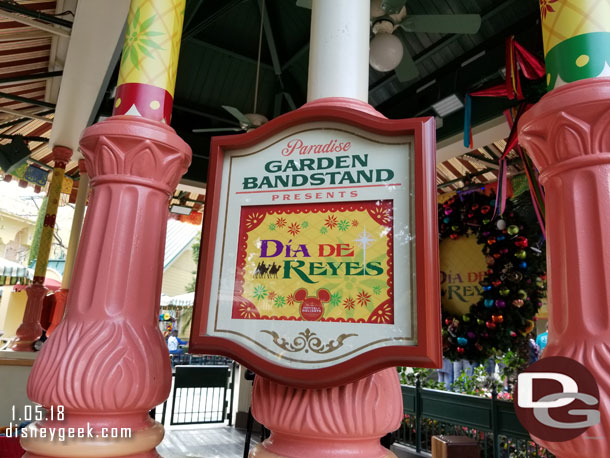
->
[431,94,464,117]
[369,20,404,72]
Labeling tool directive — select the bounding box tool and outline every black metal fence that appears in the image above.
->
[170,354,233,366]
[395,380,554,458]
[151,357,237,427]
[170,365,231,425]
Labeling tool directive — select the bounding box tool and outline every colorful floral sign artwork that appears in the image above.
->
[233,201,394,324]
[190,106,440,387]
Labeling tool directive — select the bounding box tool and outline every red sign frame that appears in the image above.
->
[189,102,441,388]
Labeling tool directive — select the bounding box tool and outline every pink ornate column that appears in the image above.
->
[21,116,191,457]
[20,0,189,454]
[12,146,72,351]
[519,77,610,457]
[250,368,402,458]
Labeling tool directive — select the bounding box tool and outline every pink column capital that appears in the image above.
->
[519,78,610,170]
[519,77,610,457]
[52,145,72,168]
[250,368,402,458]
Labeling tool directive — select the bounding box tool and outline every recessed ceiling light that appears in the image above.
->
[431,94,464,117]
[416,79,436,93]
[461,51,486,67]
[170,204,192,215]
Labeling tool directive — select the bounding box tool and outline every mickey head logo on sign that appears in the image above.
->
[295,288,331,321]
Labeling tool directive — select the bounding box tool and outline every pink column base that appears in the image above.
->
[251,434,397,458]
[19,413,164,457]
[251,368,403,458]
[24,450,161,458]
[24,454,161,458]
[11,284,47,351]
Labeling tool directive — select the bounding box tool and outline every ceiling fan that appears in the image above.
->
[370,0,481,82]
[192,106,268,134]
[193,0,270,134]
[297,0,482,83]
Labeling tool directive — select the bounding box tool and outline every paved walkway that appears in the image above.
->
[157,426,256,458]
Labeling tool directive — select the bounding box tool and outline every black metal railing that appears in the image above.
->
[170,353,233,366]
[170,365,231,425]
[395,379,554,458]
[151,358,237,426]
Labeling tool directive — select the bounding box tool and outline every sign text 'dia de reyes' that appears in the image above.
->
[229,128,406,329]
[191,113,440,387]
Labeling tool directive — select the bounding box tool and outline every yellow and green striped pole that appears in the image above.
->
[12,146,72,351]
[541,0,610,91]
[32,147,71,283]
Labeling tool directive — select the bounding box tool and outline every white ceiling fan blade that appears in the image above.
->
[394,30,419,82]
[296,0,312,9]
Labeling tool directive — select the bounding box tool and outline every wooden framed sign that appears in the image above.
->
[190,103,441,387]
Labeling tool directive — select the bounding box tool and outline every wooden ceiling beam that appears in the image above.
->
[191,39,273,71]
[0,30,51,41]
[465,151,499,168]
[0,91,55,109]
[0,107,52,123]
[182,0,248,42]
[0,71,63,87]
[0,10,71,38]
[0,109,54,129]
[0,133,48,142]
[438,167,493,189]
[0,1,73,28]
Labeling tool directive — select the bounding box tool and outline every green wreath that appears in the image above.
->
[439,191,546,363]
